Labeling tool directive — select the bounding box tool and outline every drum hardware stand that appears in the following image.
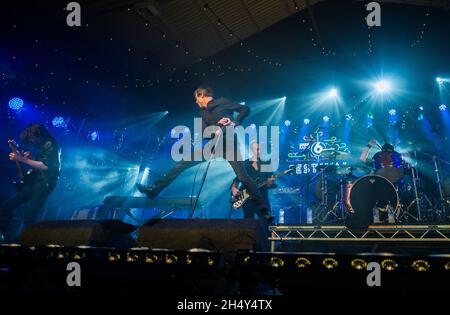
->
[420,151,450,222]
[314,168,332,223]
[398,164,421,223]
[316,159,343,224]
[432,155,450,221]
[330,174,351,222]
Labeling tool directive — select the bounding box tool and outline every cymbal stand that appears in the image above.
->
[330,174,352,222]
[399,161,421,222]
[314,168,333,223]
[432,155,448,221]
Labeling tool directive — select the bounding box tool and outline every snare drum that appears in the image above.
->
[373,151,404,183]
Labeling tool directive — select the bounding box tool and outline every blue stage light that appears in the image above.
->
[250,123,256,129]
[389,109,397,116]
[323,116,330,123]
[419,106,424,111]
[439,104,447,111]
[8,97,24,110]
[345,114,353,121]
[367,112,374,127]
[88,131,99,141]
[303,118,310,125]
[52,116,66,128]
[436,77,444,85]
[284,120,291,127]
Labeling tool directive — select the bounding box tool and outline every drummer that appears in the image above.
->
[359,140,404,183]
[360,139,384,164]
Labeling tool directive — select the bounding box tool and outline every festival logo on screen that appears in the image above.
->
[287,131,351,174]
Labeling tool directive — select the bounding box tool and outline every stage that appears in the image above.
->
[1,222,450,295]
[1,0,450,299]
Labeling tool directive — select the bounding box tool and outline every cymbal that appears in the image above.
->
[336,165,371,176]
[320,150,350,157]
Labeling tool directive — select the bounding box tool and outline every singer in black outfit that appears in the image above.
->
[138,86,273,222]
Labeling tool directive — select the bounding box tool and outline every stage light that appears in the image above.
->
[381,259,398,271]
[52,116,66,128]
[207,256,215,266]
[239,101,246,105]
[303,118,310,125]
[322,258,338,269]
[436,77,444,85]
[282,96,287,101]
[367,112,374,127]
[269,256,285,268]
[389,109,397,116]
[108,252,121,262]
[88,131,99,141]
[439,104,447,111]
[419,106,424,111]
[8,97,23,110]
[295,257,311,268]
[345,114,353,121]
[328,88,338,98]
[412,260,430,272]
[351,259,368,270]
[375,80,391,93]
[165,254,178,264]
[445,262,450,271]
[126,253,139,263]
[284,120,291,127]
[145,254,159,264]
[250,123,256,129]
[323,115,330,123]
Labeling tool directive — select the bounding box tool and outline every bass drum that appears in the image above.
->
[346,175,399,228]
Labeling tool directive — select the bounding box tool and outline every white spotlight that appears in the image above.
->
[328,88,338,98]
[375,80,391,93]
[436,77,444,85]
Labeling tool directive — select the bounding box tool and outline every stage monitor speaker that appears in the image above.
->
[19,220,137,247]
[137,219,269,252]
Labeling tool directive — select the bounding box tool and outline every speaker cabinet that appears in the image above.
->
[137,219,269,252]
[19,220,137,247]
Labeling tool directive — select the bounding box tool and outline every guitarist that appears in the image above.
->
[230,142,276,221]
[0,124,61,240]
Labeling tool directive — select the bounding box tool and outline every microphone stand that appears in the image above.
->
[188,125,225,218]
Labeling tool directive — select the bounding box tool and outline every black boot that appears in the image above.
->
[260,208,275,225]
[136,184,159,199]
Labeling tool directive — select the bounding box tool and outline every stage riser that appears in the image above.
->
[137,219,270,252]
[1,246,449,293]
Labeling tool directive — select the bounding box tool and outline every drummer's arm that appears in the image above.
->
[360,140,377,163]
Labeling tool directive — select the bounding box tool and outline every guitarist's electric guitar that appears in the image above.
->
[231,167,295,209]
[8,139,35,191]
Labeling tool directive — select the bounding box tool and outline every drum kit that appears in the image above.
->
[311,148,449,227]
